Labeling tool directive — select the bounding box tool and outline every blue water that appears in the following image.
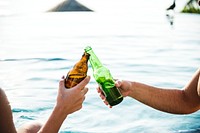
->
[1,0,200,132]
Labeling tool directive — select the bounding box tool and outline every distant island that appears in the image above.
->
[48,0,93,12]
[47,0,199,14]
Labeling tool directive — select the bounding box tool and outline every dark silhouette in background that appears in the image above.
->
[48,0,93,12]
[166,0,176,11]
[166,0,176,26]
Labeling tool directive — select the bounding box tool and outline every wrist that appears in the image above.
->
[54,104,69,119]
[38,105,68,133]
[127,81,136,97]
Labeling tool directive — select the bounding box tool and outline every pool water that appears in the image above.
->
[0,0,200,132]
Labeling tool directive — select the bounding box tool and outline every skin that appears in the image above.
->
[38,76,90,133]
[0,88,17,133]
[97,68,200,114]
[0,76,90,133]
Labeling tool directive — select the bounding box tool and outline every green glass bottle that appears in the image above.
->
[84,46,123,106]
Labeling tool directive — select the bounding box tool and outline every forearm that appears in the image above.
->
[128,81,199,114]
[38,105,67,133]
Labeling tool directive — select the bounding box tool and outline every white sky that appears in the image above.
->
[0,0,187,15]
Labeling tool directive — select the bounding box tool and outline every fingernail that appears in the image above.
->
[115,80,120,85]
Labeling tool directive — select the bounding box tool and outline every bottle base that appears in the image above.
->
[109,97,123,106]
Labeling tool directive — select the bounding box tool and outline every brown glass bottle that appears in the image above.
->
[65,52,90,88]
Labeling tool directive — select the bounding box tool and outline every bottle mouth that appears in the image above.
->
[84,46,92,52]
[83,52,90,58]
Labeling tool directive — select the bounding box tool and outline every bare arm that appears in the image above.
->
[122,68,200,114]
[97,68,200,114]
[37,106,67,133]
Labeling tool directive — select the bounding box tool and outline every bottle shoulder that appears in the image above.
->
[93,66,109,73]
[93,66,114,82]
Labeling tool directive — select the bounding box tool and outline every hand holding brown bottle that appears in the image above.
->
[57,76,90,115]
[38,76,90,133]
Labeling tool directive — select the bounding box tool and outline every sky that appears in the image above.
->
[0,0,188,15]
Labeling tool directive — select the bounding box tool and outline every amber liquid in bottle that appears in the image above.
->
[65,52,90,88]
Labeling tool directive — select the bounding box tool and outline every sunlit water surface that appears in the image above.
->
[0,1,200,132]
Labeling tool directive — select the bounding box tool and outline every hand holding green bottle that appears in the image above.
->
[84,46,123,106]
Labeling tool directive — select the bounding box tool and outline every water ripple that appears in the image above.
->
[177,128,200,133]
[0,58,67,62]
[12,107,52,113]
[19,115,35,120]
[27,77,58,83]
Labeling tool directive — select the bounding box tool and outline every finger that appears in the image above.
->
[81,87,89,95]
[103,99,112,108]
[96,87,101,93]
[104,101,112,108]
[115,79,122,88]
[82,95,86,102]
[76,95,86,103]
[97,87,105,96]
[73,104,83,113]
[59,78,65,90]
[75,76,90,91]
[99,94,106,102]
[99,94,112,108]
[100,93,105,100]
[103,100,109,106]
[76,96,86,107]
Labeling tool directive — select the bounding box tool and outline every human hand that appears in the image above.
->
[56,76,90,116]
[97,79,132,108]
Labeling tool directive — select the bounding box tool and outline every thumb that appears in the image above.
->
[58,78,66,94]
[115,79,122,88]
[74,76,90,90]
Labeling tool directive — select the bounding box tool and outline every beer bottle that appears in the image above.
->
[65,52,90,88]
[84,46,123,106]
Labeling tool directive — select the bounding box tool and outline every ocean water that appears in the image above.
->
[0,0,200,132]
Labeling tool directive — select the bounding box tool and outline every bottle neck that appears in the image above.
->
[85,48,103,70]
[81,52,90,63]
